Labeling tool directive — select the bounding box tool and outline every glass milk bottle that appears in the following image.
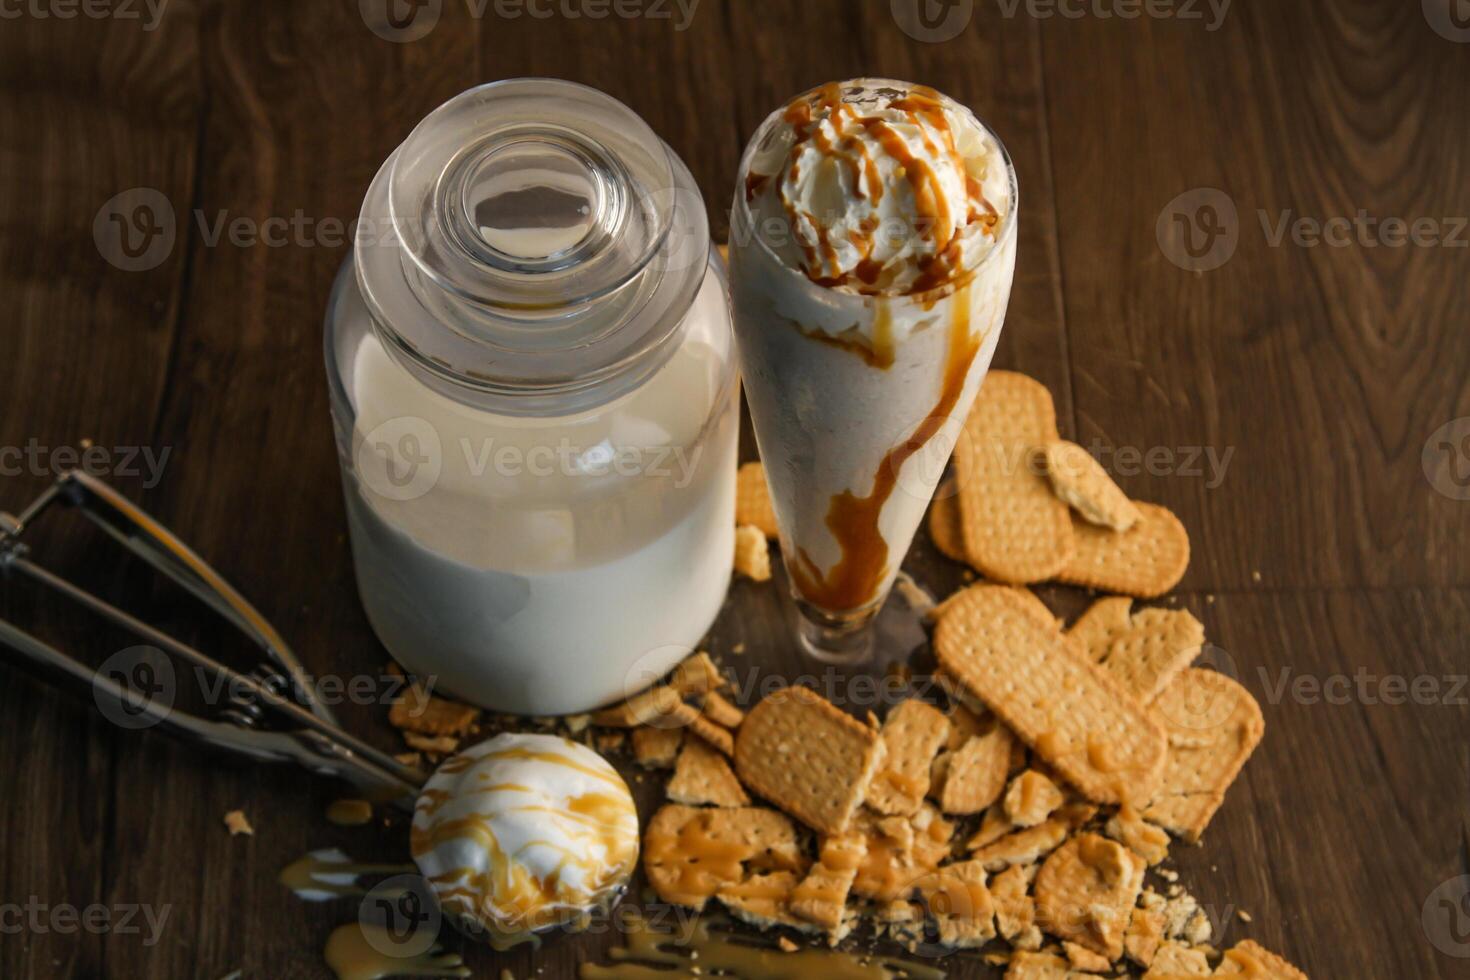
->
[325,80,737,715]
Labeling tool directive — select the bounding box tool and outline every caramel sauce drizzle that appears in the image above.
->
[324,922,470,980]
[279,851,415,900]
[643,813,772,906]
[790,287,978,612]
[325,799,375,827]
[436,746,625,790]
[580,912,945,980]
[411,743,636,937]
[754,83,1002,298]
[860,117,952,254]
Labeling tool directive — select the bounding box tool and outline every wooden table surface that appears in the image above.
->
[2,1,1468,977]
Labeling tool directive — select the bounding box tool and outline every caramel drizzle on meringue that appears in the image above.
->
[411,744,637,937]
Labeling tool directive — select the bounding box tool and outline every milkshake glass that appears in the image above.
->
[729,79,1017,661]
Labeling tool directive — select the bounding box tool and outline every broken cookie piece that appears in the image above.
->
[734,686,883,835]
[735,524,773,581]
[867,699,951,816]
[1214,940,1310,979]
[918,859,996,949]
[1034,833,1145,961]
[631,726,684,768]
[1144,668,1265,842]
[1041,439,1141,532]
[643,805,805,910]
[1003,769,1066,828]
[1100,607,1205,704]
[789,834,867,943]
[666,739,750,807]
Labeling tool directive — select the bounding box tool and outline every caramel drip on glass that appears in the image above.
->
[790,286,978,612]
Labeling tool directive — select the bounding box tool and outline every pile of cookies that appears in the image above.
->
[616,369,1297,977]
[384,367,1304,977]
[931,371,1190,599]
[612,625,1289,978]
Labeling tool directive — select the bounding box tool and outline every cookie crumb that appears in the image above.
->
[223,810,253,836]
[734,524,772,581]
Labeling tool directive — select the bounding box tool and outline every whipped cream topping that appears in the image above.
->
[411,733,639,944]
[744,80,1011,298]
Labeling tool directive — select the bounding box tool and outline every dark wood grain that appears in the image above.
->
[1038,2,1470,593]
[0,4,203,977]
[0,1,1466,978]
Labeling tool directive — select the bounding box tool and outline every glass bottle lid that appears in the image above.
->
[355,79,710,414]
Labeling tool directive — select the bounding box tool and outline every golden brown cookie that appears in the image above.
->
[1214,940,1310,979]
[736,461,780,539]
[1067,596,1135,662]
[1101,607,1205,704]
[934,585,1167,804]
[1041,440,1141,531]
[734,686,883,834]
[1034,833,1146,961]
[643,804,805,909]
[866,699,952,816]
[1144,668,1265,841]
[1056,503,1190,598]
[928,482,970,563]
[631,726,684,768]
[938,724,1016,815]
[953,371,1074,583]
[666,738,750,807]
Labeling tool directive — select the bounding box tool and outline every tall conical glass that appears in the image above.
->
[728,79,1018,662]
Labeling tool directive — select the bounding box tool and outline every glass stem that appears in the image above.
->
[793,602,877,665]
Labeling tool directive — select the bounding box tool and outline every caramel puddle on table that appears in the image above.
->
[324,922,470,980]
[279,848,414,900]
[326,798,376,827]
[581,913,946,980]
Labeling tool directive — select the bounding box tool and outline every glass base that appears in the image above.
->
[788,571,936,668]
[794,607,877,664]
